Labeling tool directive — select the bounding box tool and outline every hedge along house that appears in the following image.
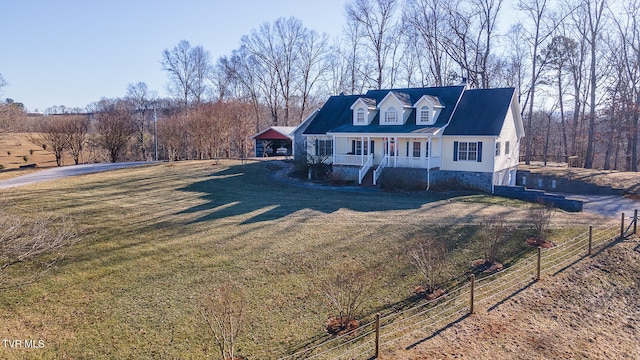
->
[300,85,524,192]
[252,126,296,157]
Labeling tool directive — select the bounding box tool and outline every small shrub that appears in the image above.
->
[0,164,4,170]
[479,217,510,265]
[409,234,447,295]
[322,263,378,335]
[199,282,245,360]
[29,149,35,155]
[6,151,11,156]
[528,202,553,245]
[23,155,28,162]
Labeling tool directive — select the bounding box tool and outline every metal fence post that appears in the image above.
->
[469,274,475,314]
[587,225,593,256]
[537,247,542,281]
[634,210,638,235]
[374,313,380,358]
[621,212,625,239]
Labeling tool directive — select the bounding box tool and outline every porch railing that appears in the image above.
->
[358,153,374,185]
[334,154,364,166]
[394,156,441,169]
[373,155,388,185]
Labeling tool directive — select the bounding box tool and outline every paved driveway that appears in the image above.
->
[566,194,640,218]
[0,162,155,190]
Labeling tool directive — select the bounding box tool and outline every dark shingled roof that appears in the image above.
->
[303,94,362,135]
[303,85,466,135]
[389,91,412,106]
[443,88,515,136]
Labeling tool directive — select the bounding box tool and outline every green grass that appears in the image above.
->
[0,160,600,359]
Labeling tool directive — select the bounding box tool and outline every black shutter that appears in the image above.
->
[315,139,319,156]
[477,141,483,162]
[370,140,374,154]
[351,140,355,154]
[453,141,459,161]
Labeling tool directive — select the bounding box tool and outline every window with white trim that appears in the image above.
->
[352,140,369,155]
[315,139,333,156]
[384,107,397,124]
[356,108,365,124]
[413,141,421,157]
[505,141,510,155]
[454,141,482,162]
[420,106,430,124]
[495,142,501,156]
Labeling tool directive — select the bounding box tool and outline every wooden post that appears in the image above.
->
[469,274,475,314]
[536,247,542,281]
[587,225,593,256]
[634,210,638,235]
[374,313,380,358]
[620,212,625,239]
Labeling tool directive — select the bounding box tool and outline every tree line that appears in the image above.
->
[1,0,638,170]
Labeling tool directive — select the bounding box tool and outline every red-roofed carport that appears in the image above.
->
[251,126,296,157]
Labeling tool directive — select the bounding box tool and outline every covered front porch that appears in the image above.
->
[331,135,441,185]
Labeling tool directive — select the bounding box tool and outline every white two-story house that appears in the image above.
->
[298,84,524,192]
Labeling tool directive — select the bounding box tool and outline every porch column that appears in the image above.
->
[394,136,398,167]
[361,136,364,166]
[332,135,336,161]
[427,137,432,190]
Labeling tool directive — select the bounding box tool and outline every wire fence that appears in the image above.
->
[279,210,638,360]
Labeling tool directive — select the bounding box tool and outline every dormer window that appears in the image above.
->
[420,106,430,123]
[356,108,365,123]
[351,98,375,125]
[384,107,397,124]
[414,95,443,125]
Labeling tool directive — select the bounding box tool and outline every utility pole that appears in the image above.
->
[154,107,158,161]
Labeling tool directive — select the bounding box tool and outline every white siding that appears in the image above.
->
[441,137,495,173]
[493,100,521,172]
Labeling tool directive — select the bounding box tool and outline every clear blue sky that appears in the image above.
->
[0,0,347,112]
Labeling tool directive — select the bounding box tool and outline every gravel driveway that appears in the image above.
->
[0,162,155,190]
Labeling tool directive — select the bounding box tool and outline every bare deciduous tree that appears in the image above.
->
[409,234,447,294]
[479,217,510,265]
[31,116,69,166]
[519,0,556,165]
[95,102,136,162]
[345,0,401,89]
[161,40,211,108]
[576,0,609,168]
[528,203,553,245]
[403,0,450,86]
[126,82,156,161]
[441,0,503,88]
[240,17,329,126]
[199,282,245,360]
[322,263,377,335]
[64,115,89,165]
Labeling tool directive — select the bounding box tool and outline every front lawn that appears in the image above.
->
[0,160,604,359]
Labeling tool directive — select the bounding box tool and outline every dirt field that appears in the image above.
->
[0,133,76,180]
[0,133,72,168]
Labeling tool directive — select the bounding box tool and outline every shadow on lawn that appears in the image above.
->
[175,162,461,225]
